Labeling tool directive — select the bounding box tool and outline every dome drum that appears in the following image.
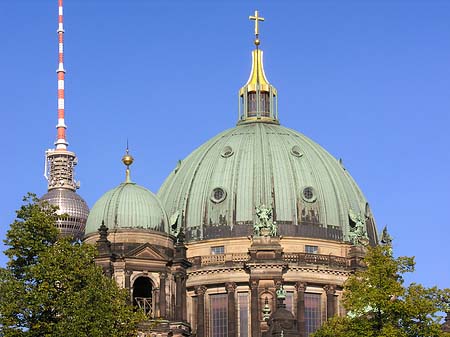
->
[84,228,175,259]
[184,223,347,243]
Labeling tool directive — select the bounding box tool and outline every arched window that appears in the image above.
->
[133,276,153,317]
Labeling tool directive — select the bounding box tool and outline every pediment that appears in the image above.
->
[126,243,168,261]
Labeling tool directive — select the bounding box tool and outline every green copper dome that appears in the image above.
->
[158,123,377,243]
[158,30,378,244]
[85,181,169,235]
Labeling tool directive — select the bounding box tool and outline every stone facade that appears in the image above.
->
[86,224,364,337]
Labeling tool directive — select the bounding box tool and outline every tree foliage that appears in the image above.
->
[0,194,143,337]
[312,245,450,337]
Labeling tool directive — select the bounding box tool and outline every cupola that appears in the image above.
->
[85,149,169,235]
[238,10,279,125]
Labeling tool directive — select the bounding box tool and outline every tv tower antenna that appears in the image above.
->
[41,0,89,240]
[44,0,79,191]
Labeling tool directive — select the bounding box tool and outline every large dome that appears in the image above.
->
[158,122,377,243]
[85,181,169,235]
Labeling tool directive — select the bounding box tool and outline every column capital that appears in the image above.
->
[324,284,336,295]
[225,282,237,293]
[250,279,259,289]
[195,285,208,296]
[174,270,187,281]
[159,271,167,279]
[274,279,283,289]
[295,282,307,292]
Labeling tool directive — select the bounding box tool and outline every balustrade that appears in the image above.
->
[189,252,348,268]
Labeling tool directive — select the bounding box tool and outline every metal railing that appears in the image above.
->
[134,297,153,317]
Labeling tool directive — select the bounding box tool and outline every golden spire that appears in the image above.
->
[122,143,134,183]
[245,10,270,91]
[238,10,278,125]
[249,10,265,47]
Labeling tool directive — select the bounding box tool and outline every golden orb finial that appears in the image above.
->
[122,143,134,183]
[122,152,134,167]
[122,141,134,167]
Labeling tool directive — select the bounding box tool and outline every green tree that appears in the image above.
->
[0,194,143,337]
[312,245,450,337]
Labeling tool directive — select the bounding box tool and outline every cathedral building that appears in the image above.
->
[42,3,379,337]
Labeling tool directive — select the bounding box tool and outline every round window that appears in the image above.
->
[302,186,316,202]
[221,146,234,158]
[211,188,227,203]
[290,145,303,157]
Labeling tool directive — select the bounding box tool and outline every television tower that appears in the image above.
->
[41,0,89,240]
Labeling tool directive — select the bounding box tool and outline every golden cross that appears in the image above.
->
[249,10,265,38]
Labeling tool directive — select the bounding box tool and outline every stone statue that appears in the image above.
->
[169,210,186,244]
[380,226,392,245]
[348,208,369,246]
[254,204,278,237]
[262,297,271,321]
[276,284,286,300]
[380,225,393,256]
[170,210,180,236]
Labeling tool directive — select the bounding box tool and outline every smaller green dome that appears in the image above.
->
[85,182,168,235]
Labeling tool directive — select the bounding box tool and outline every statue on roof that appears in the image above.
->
[254,204,277,237]
[380,225,393,256]
[348,208,369,246]
[381,226,392,246]
[169,210,186,244]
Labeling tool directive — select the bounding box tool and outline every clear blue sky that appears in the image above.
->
[1,0,449,289]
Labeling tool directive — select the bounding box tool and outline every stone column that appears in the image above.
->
[125,270,132,305]
[195,285,207,337]
[159,272,167,318]
[174,272,185,321]
[250,279,260,337]
[295,282,306,337]
[125,270,132,289]
[226,282,237,337]
[324,285,336,319]
[153,287,159,319]
[181,273,188,321]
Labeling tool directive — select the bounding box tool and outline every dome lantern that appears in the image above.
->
[238,10,279,125]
